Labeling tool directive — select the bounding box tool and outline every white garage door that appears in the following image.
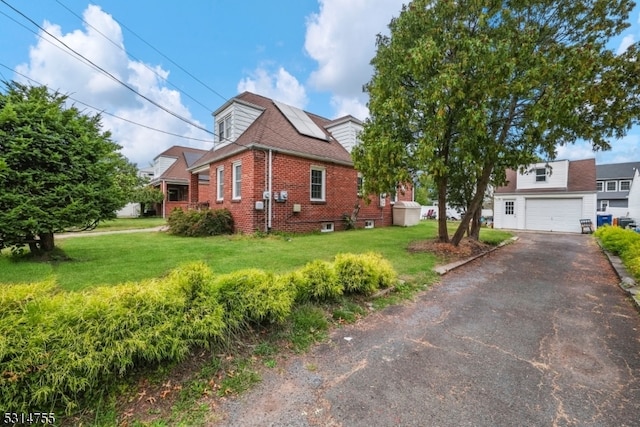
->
[525,198,583,233]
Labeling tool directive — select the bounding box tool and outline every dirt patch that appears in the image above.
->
[408,238,493,264]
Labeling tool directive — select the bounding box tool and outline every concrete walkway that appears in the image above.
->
[214,232,640,426]
[55,225,167,239]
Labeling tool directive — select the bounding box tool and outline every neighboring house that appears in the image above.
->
[493,159,596,233]
[627,168,640,224]
[188,91,412,234]
[116,166,156,218]
[150,146,210,218]
[596,161,640,218]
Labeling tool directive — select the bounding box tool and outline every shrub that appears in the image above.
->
[213,269,294,332]
[167,208,234,237]
[595,225,640,281]
[333,252,398,295]
[297,260,342,302]
[0,263,226,414]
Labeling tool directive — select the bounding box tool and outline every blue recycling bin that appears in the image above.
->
[596,214,612,227]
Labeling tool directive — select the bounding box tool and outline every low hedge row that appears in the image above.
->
[167,208,234,236]
[0,252,396,413]
[595,225,640,280]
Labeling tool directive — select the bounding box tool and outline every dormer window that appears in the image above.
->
[535,168,546,182]
[218,114,232,142]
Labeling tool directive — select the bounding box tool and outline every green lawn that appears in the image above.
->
[0,222,510,291]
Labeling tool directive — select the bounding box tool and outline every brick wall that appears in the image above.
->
[201,148,414,234]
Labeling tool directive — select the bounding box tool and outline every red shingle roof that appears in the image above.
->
[191,92,353,169]
[154,146,209,182]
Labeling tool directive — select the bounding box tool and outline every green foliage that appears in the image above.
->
[595,226,640,280]
[213,269,294,331]
[167,208,234,237]
[0,252,402,413]
[354,0,640,245]
[0,81,139,253]
[297,260,342,302]
[130,186,164,211]
[333,252,397,295]
[288,304,330,353]
[0,263,225,413]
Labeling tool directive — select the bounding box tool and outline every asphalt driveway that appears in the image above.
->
[215,233,640,426]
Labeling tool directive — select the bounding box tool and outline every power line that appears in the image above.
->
[53,0,215,114]
[0,0,214,137]
[0,63,215,144]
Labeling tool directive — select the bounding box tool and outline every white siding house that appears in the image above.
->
[627,169,640,224]
[325,116,363,153]
[493,159,597,233]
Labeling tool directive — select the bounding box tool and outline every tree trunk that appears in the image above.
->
[451,162,493,246]
[437,177,449,243]
[38,232,55,252]
[469,205,482,240]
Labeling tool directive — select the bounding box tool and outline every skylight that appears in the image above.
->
[274,100,328,141]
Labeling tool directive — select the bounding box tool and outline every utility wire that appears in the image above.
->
[0,63,215,144]
[0,0,214,136]
[53,0,215,113]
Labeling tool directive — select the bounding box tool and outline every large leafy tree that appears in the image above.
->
[0,81,138,253]
[353,0,640,245]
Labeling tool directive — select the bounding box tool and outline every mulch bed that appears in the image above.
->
[408,238,492,264]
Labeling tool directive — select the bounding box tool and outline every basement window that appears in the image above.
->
[321,222,334,233]
[364,220,374,229]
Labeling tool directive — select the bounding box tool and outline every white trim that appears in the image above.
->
[620,180,631,191]
[321,222,334,232]
[364,220,374,229]
[310,166,326,201]
[216,166,224,201]
[232,161,242,200]
[606,181,617,192]
[596,181,604,192]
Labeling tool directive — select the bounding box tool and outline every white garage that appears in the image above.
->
[493,159,597,233]
[524,198,583,233]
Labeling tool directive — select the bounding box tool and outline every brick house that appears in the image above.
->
[149,145,210,218]
[188,92,412,233]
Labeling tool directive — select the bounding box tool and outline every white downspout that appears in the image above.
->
[162,179,166,219]
[268,149,273,231]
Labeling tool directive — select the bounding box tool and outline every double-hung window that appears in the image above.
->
[596,181,604,192]
[535,168,546,182]
[606,181,617,192]
[620,180,631,191]
[310,166,326,201]
[232,161,242,200]
[216,166,224,201]
[218,114,232,142]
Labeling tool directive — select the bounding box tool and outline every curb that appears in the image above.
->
[434,236,519,275]
[597,240,640,311]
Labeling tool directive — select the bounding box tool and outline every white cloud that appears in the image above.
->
[555,142,596,161]
[617,34,635,54]
[13,5,209,166]
[304,0,404,118]
[237,66,308,108]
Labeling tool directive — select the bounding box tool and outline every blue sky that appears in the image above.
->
[1,0,639,167]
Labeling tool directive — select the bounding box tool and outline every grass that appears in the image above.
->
[0,222,508,291]
[94,217,167,231]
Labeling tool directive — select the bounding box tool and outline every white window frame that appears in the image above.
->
[310,166,326,201]
[505,200,515,215]
[599,200,609,211]
[232,161,242,200]
[216,166,224,201]
[535,168,546,182]
[321,222,334,232]
[364,220,374,229]
[606,181,617,192]
[596,181,604,192]
[357,172,364,197]
[217,114,232,142]
[620,180,631,191]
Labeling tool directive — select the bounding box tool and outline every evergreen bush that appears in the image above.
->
[298,260,342,301]
[333,252,397,295]
[213,269,294,332]
[167,208,234,237]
